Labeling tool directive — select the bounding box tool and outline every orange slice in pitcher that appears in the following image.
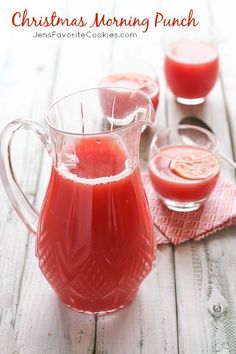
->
[171,150,220,180]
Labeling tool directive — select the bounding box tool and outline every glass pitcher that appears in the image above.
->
[0,87,156,315]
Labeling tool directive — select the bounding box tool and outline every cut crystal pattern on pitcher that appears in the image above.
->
[37,165,155,314]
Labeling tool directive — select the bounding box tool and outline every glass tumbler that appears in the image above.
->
[148,125,220,212]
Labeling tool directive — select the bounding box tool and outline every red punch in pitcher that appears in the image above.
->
[0,87,156,314]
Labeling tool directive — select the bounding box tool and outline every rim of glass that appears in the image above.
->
[152,125,219,162]
[165,39,219,63]
[45,87,154,136]
[99,63,160,95]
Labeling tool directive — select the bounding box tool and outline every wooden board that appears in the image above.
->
[163,0,236,352]
[94,0,178,352]
[96,246,178,354]
[1,0,236,353]
[0,1,95,353]
[0,5,60,353]
[208,0,236,157]
[4,0,114,353]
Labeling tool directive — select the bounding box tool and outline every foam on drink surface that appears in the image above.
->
[56,160,132,185]
[167,40,218,64]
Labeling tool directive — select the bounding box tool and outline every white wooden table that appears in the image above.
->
[1,0,236,353]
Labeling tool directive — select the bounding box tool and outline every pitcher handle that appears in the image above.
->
[0,119,52,235]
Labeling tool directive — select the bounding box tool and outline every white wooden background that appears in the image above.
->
[0,0,236,353]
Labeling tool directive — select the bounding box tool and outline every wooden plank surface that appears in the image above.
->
[0,0,236,353]
[0,0,61,351]
[163,0,236,353]
[96,246,177,354]
[0,1,95,353]
[5,0,115,353]
[94,0,178,353]
[208,0,236,156]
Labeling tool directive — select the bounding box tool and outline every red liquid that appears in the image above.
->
[149,145,220,202]
[37,137,155,313]
[100,73,159,118]
[164,40,219,99]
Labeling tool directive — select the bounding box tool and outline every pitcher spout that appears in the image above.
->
[140,95,156,128]
[99,86,156,131]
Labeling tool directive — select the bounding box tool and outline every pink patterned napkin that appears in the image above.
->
[143,173,236,245]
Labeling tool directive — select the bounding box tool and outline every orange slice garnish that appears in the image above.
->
[171,150,220,180]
